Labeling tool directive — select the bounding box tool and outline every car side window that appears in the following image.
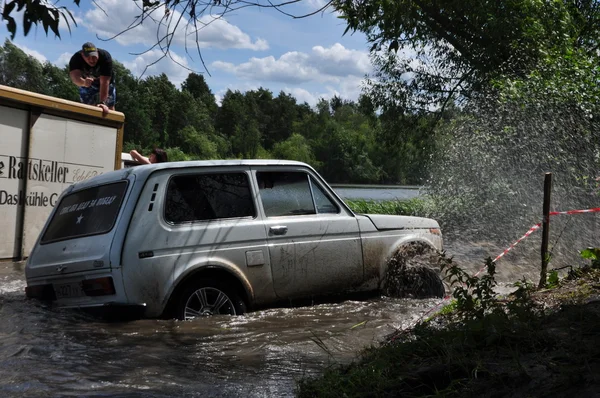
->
[165,172,255,223]
[310,177,340,214]
[257,171,316,217]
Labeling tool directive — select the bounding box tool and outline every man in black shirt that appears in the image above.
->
[69,42,116,114]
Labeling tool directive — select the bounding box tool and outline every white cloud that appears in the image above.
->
[283,87,319,106]
[312,43,371,76]
[211,43,370,84]
[209,43,371,106]
[16,44,47,63]
[305,0,329,8]
[54,52,72,67]
[303,0,340,17]
[84,0,268,51]
[284,82,361,107]
[124,50,192,87]
[214,81,262,106]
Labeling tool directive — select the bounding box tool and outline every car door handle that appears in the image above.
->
[269,226,288,236]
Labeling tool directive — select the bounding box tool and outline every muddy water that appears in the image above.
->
[0,240,544,398]
[0,263,447,397]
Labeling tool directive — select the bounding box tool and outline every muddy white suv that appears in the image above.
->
[25,160,443,320]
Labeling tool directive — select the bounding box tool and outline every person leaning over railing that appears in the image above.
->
[68,42,115,116]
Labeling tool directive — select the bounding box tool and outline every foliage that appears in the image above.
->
[580,247,600,269]
[2,1,599,117]
[335,0,600,113]
[546,270,560,289]
[437,254,541,329]
[271,133,319,167]
[1,0,80,39]
[442,257,502,323]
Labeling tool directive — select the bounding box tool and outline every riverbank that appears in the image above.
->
[296,265,600,398]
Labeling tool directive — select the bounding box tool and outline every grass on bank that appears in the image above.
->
[296,250,600,398]
[345,198,428,216]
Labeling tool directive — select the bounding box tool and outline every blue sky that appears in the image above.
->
[0,0,372,106]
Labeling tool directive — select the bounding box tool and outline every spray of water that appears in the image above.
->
[424,78,599,281]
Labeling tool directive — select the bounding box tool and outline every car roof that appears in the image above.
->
[70,159,314,191]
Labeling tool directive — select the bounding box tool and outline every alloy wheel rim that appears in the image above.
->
[184,287,236,320]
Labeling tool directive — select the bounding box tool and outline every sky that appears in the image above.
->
[0,0,373,107]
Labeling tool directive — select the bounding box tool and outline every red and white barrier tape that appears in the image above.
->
[473,205,600,277]
[550,207,600,216]
[472,223,542,277]
[390,205,600,341]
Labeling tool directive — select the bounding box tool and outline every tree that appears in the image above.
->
[272,133,319,167]
[336,0,600,112]
[0,39,45,93]
[263,91,298,149]
[111,61,156,145]
[5,1,598,114]
[41,63,78,100]
[244,88,274,147]
[179,125,220,159]
[215,89,246,138]
[181,73,217,115]
[142,73,179,146]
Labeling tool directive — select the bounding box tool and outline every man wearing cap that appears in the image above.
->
[69,42,116,114]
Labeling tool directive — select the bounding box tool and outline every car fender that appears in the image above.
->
[165,256,254,308]
[380,232,442,278]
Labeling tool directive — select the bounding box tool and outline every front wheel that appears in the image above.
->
[384,243,445,299]
[175,278,247,320]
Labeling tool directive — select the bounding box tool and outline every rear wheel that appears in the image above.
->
[175,278,247,320]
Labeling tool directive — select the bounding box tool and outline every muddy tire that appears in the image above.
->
[175,278,247,320]
[383,243,445,299]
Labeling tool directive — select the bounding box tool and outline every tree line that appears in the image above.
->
[0,39,436,185]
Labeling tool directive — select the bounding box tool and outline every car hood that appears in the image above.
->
[364,214,439,231]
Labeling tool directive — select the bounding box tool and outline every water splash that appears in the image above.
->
[425,90,600,277]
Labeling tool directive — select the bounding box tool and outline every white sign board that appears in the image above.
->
[0,106,28,258]
[0,107,118,259]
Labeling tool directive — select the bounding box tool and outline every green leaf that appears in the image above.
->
[23,17,32,36]
[580,247,600,260]
[2,1,16,18]
[547,270,559,288]
[6,16,17,40]
[50,18,60,38]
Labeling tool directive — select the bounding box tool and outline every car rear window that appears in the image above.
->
[41,181,128,244]
[165,172,255,224]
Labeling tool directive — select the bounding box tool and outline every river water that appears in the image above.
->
[0,237,543,398]
[0,261,445,398]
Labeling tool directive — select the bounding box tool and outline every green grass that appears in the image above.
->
[345,198,429,217]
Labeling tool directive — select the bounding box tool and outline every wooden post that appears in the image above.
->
[538,173,552,289]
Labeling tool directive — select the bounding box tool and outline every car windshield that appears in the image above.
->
[41,181,128,244]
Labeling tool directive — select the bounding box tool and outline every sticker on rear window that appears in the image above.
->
[41,181,127,244]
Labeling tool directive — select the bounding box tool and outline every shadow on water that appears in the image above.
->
[0,262,445,397]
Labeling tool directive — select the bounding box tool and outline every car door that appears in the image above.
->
[254,168,363,298]
[121,167,272,315]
